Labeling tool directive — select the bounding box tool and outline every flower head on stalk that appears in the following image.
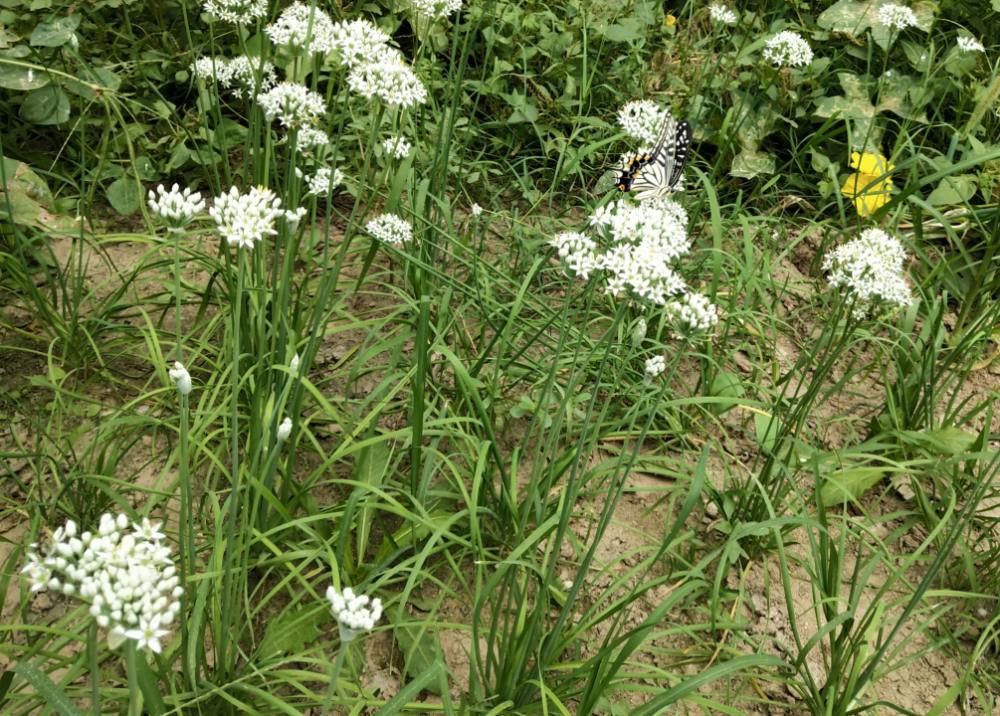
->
[326,585,382,642]
[762,31,814,67]
[148,184,205,233]
[329,19,391,68]
[21,514,183,653]
[643,356,665,386]
[708,5,738,23]
[617,100,667,145]
[366,214,413,247]
[210,186,284,249]
[876,3,918,30]
[257,82,327,127]
[822,228,912,318]
[266,2,337,55]
[412,0,462,20]
[347,48,428,108]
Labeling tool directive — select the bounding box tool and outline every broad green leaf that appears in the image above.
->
[63,67,121,101]
[812,73,883,147]
[106,177,141,216]
[599,19,645,41]
[19,86,70,125]
[731,150,775,178]
[708,371,744,416]
[0,63,50,90]
[926,175,977,205]
[11,662,83,716]
[917,426,977,456]
[354,440,392,561]
[876,73,927,122]
[820,467,884,504]
[396,624,442,695]
[0,156,85,235]
[754,413,782,452]
[259,606,331,657]
[168,144,190,169]
[29,15,81,47]
[811,151,832,172]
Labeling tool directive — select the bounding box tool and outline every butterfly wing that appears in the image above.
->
[633,112,692,199]
[631,160,669,201]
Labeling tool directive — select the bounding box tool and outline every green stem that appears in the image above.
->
[178,388,193,688]
[219,246,245,678]
[89,621,100,716]
[123,641,140,716]
[318,637,351,716]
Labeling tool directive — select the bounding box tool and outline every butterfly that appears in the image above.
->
[596,108,692,201]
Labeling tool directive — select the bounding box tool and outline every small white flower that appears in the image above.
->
[957,36,985,53]
[876,3,918,30]
[148,184,205,233]
[643,356,666,386]
[471,203,483,218]
[762,31,814,67]
[348,47,428,108]
[266,2,337,55]
[412,0,462,20]
[326,585,382,641]
[202,0,267,24]
[209,185,284,249]
[290,353,301,377]
[125,615,169,653]
[27,68,34,83]
[822,228,911,318]
[367,214,414,247]
[277,417,292,442]
[168,362,192,395]
[708,4,738,23]
[549,232,601,279]
[132,519,166,541]
[382,136,412,159]
[617,100,667,145]
[257,82,327,127]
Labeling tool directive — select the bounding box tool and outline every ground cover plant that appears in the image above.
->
[1,0,1000,714]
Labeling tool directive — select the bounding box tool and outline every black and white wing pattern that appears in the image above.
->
[608,108,692,201]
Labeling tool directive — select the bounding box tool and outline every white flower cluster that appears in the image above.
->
[367,214,413,247]
[326,585,382,641]
[876,3,918,30]
[210,185,285,249]
[329,19,391,68]
[297,166,345,196]
[822,228,911,318]
[643,355,665,386]
[148,184,205,233]
[550,232,601,278]
[266,3,337,55]
[412,0,462,20]
[472,203,483,217]
[708,4,738,24]
[552,198,692,306]
[203,0,268,24]
[21,514,182,653]
[762,31,814,67]
[191,55,277,99]
[258,82,327,127]
[277,417,292,441]
[617,100,667,145]
[957,36,985,53]
[665,292,719,336]
[382,136,412,159]
[287,125,330,149]
[284,207,308,232]
[348,47,428,108]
